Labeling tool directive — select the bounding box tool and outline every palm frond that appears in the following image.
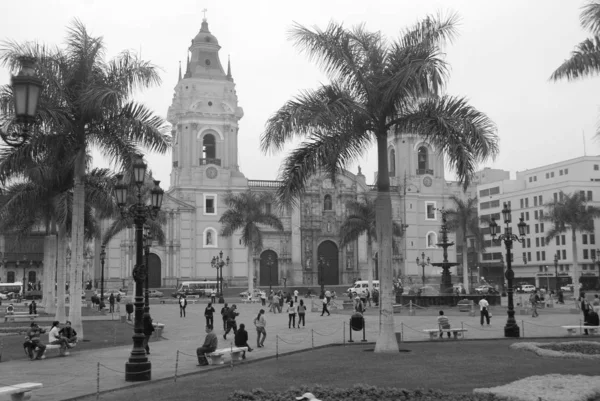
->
[581,1,600,35]
[550,35,600,81]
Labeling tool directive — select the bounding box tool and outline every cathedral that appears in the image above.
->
[0,19,504,291]
[93,17,490,291]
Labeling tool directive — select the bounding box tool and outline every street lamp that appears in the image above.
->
[265,254,275,293]
[143,229,153,318]
[318,255,329,295]
[115,154,164,382]
[554,253,560,292]
[100,245,106,308]
[489,202,527,338]
[416,252,430,286]
[0,56,43,147]
[211,251,229,303]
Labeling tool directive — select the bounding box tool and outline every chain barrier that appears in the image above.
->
[276,335,306,345]
[400,323,426,333]
[461,322,502,332]
[312,326,342,336]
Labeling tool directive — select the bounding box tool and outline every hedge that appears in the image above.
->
[228,384,501,401]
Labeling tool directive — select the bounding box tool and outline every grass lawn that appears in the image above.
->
[0,320,134,362]
[78,338,600,401]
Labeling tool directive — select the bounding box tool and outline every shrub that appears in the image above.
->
[227,384,501,401]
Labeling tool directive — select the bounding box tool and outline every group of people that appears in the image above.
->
[580,292,600,335]
[23,320,78,360]
[195,304,268,366]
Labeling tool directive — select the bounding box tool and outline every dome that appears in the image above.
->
[192,19,219,46]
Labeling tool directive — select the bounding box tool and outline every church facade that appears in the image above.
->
[98,19,485,290]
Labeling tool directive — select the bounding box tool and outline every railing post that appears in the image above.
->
[348,319,354,343]
[361,317,367,342]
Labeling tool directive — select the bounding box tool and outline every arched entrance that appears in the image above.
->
[147,253,162,288]
[317,241,339,285]
[259,250,278,289]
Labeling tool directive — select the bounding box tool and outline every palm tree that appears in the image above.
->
[260,16,498,352]
[551,1,600,81]
[0,164,115,330]
[540,191,600,296]
[219,190,284,294]
[444,196,486,294]
[340,197,404,296]
[0,20,170,338]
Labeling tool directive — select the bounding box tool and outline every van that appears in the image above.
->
[172,281,219,298]
[347,280,380,296]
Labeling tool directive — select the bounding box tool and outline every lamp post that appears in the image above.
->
[0,56,43,147]
[489,202,527,338]
[211,251,229,303]
[416,252,430,286]
[265,254,275,293]
[143,229,153,318]
[100,245,106,307]
[554,253,560,292]
[114,154,164,382]
[318,255,328,295]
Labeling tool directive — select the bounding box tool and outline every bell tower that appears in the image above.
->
[167,17,245,189]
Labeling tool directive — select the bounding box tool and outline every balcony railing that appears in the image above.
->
[248,180,283,188]
[416,169,433,175]
[199,158,221,166]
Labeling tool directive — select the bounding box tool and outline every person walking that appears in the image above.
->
[478,297,490,326]
[234,323,253,359]
[260,291,266,306]
[224,304,239,339]
[143,315,155,354]
[581,292,592,335]
[530,291,540,318]
[278,291,284,313]
[205,302,215,327]
[196,325,218,366]
[365,288,372,307]
[294,289,299,303]
[321,296,330,317]
[210,288,217,304]
[254,309,267,348]
[29,300,37,315]
[179,294,188,318]
[287,301,297,329]
[109,293,115,313]
[221,303,230,331]
[593,294,600,314]
[297,299,306,328]
[271,293,279,313]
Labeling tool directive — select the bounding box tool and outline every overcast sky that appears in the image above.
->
[1,0,598,189]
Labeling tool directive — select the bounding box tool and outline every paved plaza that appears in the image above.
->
[0,296,591,401]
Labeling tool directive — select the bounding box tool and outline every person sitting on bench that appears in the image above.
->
[23,322,46,360]
[234,323,253,359]
[59,320,78,346]
[49,320,69,353]
[196,325,218,366]
[437,311,451,338]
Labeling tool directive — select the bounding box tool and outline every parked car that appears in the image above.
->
[95,289,126,298]
[520,285,536,293]
[475,285,495,294]
[560,284,574,292]
[239,289,265,299]
[148,289,164,298]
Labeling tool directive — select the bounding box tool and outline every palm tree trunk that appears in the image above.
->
[571,230,580,296]
[248,238,254,294]
[43,234,58,315]
[367,236,373,303]
[374,134,397,353]
[55,223,67,322]
[68,148,86,339]
[462,232,469,294]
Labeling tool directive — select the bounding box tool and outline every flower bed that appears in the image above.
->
[474,374,600,401]
[228,384,500,401]
[510,341,600,360]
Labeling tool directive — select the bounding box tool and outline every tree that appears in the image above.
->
[541,191,600,296]
[551,1,600,82]
[219,190,284,293]
[260,16,498,352]
[340,197,404,298]
[444,196,486,293]
[0,20,170,338]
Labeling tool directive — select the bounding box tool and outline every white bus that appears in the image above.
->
[0,282,23,300]
[173,281,219,298]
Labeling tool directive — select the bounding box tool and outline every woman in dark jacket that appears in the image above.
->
[234,323,253,359]
[143,315,155,354]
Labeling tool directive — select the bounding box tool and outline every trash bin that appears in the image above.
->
[152,323,164,339]
[119,304,127,323]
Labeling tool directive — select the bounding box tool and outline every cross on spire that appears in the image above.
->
[202,8,207,20]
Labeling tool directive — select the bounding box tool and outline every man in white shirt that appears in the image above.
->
[293,289,299,303]
[479,297,490,326]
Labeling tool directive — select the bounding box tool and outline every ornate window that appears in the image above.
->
[417,146,431,174]
[7,271,15,283]
[323,194,332,211]
[389,148,396,177]
[426,231,438,248]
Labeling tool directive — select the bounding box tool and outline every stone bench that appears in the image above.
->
[31,342,77,359]
[423,328,468,340]
[4,313,38,322]
[205,346,248,365]
[562,325,600,335]
[0,382,43,401]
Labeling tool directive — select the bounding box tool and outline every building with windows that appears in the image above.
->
[476,156,600,291]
